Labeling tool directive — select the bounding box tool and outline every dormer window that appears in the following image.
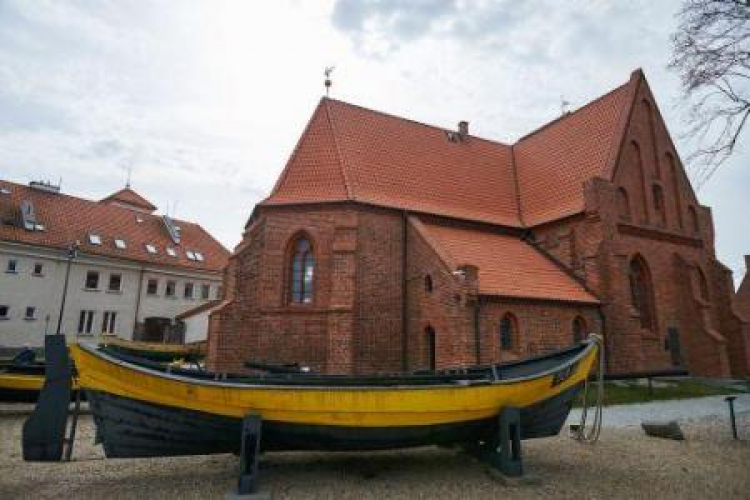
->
[186,251,196,261]
[88,234,102,245]
[194,252,204,262]
[166,247,177,257]
[114,239,127,249]
[145,244,157,254]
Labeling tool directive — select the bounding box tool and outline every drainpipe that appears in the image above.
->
[474,298,481,365]
[401,210,409,372]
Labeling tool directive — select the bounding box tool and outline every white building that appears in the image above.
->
[0,179,229,349]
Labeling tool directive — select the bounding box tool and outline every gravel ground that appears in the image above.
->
[0,408,748,499]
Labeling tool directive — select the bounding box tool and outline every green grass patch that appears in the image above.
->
[574,379,745,408]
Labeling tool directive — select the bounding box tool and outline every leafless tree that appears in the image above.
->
[671,0,750,188]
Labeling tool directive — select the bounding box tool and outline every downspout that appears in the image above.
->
[401,210,409,372]
[133,267,145,340]
[474,298,481,365]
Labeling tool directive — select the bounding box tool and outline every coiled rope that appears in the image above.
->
[571,333,605,443]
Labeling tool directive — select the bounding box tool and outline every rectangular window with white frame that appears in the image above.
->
[25,306,36,320]
[33,262,43,276]
[108,274,122,292]
[85,271,100,290]
[201,284,210,300]
[102,311,117,334]
[78,310,95,335]
[0,305,9,319]
[146,278,158,295]
[6,259,18,273]
[166,280,176,298]
[184,282,194,299]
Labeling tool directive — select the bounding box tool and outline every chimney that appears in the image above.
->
[458,121,469,141]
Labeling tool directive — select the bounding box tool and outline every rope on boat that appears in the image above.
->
[571,333,605,444]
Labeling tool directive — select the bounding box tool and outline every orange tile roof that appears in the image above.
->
[418,219,599,304]
[0,180,229,273]
[265,99,521,227]
[100,187,158,212]
[514,80,633,226]
[263,70,644,230]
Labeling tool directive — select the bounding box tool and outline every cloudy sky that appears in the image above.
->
[1,0,748,282]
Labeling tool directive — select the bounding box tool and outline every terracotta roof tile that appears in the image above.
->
[514,81,633,226]
[419,219,599,304]
[0,180,229,273]
[100,187,158,212]
[265,99,521,227]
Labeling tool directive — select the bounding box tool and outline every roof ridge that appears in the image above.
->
[508,145,525,227]
[323,97,512,148]
[322,99,354,199]
[514,80,631,144]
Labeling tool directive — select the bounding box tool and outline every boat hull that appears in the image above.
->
[86,382,582,457]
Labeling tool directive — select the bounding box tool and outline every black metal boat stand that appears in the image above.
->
[466,406,524,477]
[22,334,73,462]
[226,413,266,499]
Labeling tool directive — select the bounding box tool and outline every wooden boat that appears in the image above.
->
[68,337,601,458]
[0,361,80,402]
[98,336,205,363]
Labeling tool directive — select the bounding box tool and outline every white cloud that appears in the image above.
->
[0,0,747,283]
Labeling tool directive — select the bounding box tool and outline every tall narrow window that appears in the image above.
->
[667,154,683,229]
[290,236,314,304]
[652,184,667,227]
[631,141,649,224]
[643,100,661,179]
[425,326,436,371]
[78,310,95,335]
[617,187,631,222]
[102,311,117,334]
[572,316,587,344]
[500,313,517,351]
[629,256,656,330]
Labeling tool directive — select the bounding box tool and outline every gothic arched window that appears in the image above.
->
[289,236,314,304]
[500,313,518,351]
[653,184,667,227]
[629,256,656,330]
[617,187,631,222]
[695,267,710,302]
[573,316,587,344]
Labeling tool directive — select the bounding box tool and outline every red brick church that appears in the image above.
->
[207,69,750,379]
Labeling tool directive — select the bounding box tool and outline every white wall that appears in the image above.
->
[0,242,222,348]
[182,308,213,344]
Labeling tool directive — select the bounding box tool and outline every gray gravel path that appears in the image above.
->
[568,393,750,430]
[1,408,749,499]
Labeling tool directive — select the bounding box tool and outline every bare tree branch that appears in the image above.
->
[671,0,750,187]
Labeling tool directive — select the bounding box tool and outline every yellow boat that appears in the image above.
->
[61,336,601,458]
[0,362,80,402]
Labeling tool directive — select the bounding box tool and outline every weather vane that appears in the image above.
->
[324,66,335,97]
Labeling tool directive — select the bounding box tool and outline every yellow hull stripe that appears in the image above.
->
[0,373,79,392]
[71,345,597,427]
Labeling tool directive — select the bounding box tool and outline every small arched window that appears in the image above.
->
[666,154,684,229]
[289,236,314,304]
[572,316,587,344]
[617,187,631,222]
[424,275,433,293]
[695,267,710,302]
[629,256,656,330]
[500,313,517,351]
[652,184,667,227]
[688,206,699,234]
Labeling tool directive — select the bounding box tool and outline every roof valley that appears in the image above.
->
[323,98,354,200]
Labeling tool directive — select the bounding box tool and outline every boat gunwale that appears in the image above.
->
[75,338,598,392]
